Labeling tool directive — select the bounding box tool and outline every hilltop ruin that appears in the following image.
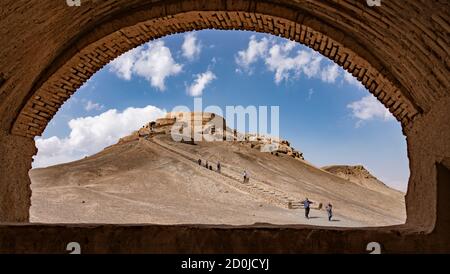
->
[117,112,304,160]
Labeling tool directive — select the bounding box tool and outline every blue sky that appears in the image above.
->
[34,30,409,192]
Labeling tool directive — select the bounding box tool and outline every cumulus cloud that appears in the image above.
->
[347,95,394,126]
[343,72,364,89]
[186,70,217,97]
[33,106,166,168]
[321,64,341,83]
[235,35,269,73]
[307,88,314,100]
[301,52,323,79]
[109,41,183,90]
[109,48,138,80]
[182,32,202,60]
[84,100,104,112]
[264,43,324,84]
[235,36,348,85]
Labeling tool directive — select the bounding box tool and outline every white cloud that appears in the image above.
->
[133,41,183,90]
[265,44,324,84]
[84,100,104,112]
[186,70,216,97]
[264,43,303,83]
[33,106,166,168]
[302,52,323,79]
[347,95,394,126]
[235,35,269,73]
[307,88,314,100]
[109,41,183,90]
[343,72,364,89]
[109,48,139,80]
[182,32,202,60]
[235,36,347,85]
[321,64,340,83]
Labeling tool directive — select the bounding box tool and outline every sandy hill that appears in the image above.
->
[322,165,402,194]
[30,112,406,226]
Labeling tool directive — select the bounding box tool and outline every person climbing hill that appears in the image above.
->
[326,203,333,221]
[243,170,248,183]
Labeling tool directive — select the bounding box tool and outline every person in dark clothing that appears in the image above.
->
[205,160,209,168]
[302,198,314,219]
[326,203,333,221]
[198,159,202,165]
[217,162,221,173]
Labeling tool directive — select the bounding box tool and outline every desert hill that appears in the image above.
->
[322,165,400,194]
[30,112,406,226]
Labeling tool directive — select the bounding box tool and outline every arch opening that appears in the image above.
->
[10,9,420,139]
[0,0,448,253]
[28,29,408,227]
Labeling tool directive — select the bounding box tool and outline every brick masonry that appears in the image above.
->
[6,12,418,137]
[2,0,448,138]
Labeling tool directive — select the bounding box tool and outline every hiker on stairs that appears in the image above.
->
[326,203,333,221]
[243,170,250,183]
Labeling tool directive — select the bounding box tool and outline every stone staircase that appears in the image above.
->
[146,135,306,209]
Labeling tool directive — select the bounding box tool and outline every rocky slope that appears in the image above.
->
[322,165,403,195]
[30,112,406,226]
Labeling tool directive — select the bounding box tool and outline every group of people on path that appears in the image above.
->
[197,158,251,184]
[198,159,333,222]
[198,159,221,173]
[302,198,334,222]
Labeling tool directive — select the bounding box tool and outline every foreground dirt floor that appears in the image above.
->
[30,135,406,227]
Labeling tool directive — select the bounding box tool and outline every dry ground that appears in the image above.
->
[30,135,406,226]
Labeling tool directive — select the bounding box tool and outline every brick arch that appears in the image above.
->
[10,6,422,138]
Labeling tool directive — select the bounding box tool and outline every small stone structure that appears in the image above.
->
[117,112,305,160]
[117,112,226,144]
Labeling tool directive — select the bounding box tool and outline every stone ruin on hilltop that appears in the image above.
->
[117,112,304,160]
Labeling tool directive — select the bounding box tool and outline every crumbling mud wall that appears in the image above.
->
[0,132,35,222]
[404,97,450,232]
